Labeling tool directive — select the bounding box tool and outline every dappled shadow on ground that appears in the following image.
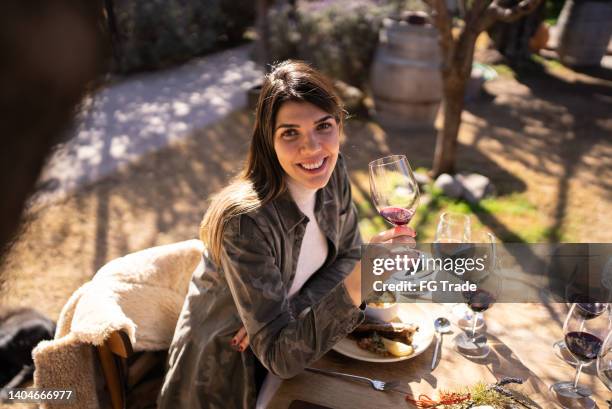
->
[0,110,252,317]
[343,121,527,196]
[36,45,262,204]
[464,62,612,242]
[342,116,529,243]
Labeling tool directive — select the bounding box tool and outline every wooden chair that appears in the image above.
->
[96,331,133,409]
[97,331,167,409]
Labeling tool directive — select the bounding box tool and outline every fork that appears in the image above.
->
[305,367,403,392]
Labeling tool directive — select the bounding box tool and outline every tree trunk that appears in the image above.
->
[433,70,467,175]
[256,0,271,68]
[103,0,121,68]
[432,29,477,177]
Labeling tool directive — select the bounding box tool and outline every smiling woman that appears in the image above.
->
[157,61,415,409]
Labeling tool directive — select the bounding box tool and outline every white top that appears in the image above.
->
[255,179,329,409]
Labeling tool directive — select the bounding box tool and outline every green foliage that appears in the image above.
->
[354,176,563,243]
[112,0,254,73]
[267,0,426,87]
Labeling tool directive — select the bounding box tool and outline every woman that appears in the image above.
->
[158,60,414,409]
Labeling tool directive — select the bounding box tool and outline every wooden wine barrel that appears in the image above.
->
[370,14,442,130]
[556,0,612,66]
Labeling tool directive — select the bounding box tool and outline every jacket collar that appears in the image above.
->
[273,182,335,233]
[273,188,307,232]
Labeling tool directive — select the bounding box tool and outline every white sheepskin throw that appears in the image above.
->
[33,239,205,409]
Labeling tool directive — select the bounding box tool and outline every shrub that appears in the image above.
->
[111,0,254,73]
[267,0,426,87]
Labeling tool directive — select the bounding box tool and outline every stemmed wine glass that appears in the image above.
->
[551,303,612,402]
[369,155,420,236]
[596,329,612,407]
[453,253,501,359]
[434,213,484,331]
[553,302,609,366]
[434,212,471,244]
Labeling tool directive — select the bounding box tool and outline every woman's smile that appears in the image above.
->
[296,156,328,172]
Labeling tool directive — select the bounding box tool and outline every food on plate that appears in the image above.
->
[381,337,414,357]
[350,317,419,357]
[366,291,396,308]
[365,291,398,321]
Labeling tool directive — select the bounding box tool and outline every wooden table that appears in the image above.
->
[269,303,610,409]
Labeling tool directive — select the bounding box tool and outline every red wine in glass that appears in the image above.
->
[453,273,501,359]
[575,302,608,320]
[369,155,420,236]
[553,299,608,365]
[379,206,415,226]
[564,331,604,362]
[463,289,495,313]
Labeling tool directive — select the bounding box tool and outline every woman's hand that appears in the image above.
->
[369,225,416,244]
[230,326,249,352]
[344,226,417,307]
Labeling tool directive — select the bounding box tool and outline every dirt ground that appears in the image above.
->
[0,60,611,339]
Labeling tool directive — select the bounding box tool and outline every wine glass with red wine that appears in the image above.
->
[553,301,609,366]
[596,330,612,407]
[551,303,612,401]
[369,155,419,239]
[453,267,501,359]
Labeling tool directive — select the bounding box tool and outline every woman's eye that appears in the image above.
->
[281,129,299,139]
[317,122,332,131]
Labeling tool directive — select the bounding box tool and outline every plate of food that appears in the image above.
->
[332,303,434,363]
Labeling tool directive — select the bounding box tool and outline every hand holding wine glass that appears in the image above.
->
[369,155,419,243]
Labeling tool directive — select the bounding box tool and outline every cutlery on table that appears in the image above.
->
[305,367,405,393]
[431,317,451,370]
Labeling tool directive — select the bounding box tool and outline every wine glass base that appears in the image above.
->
[550,381,593,402]
[553,340,579,366]
[453,332,490,359]
[451,304,484,331]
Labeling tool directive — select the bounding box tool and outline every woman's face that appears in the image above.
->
[273,101,340,190]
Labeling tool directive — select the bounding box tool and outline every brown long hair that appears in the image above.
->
[200,60,344,265]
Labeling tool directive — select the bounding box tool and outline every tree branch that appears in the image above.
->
[423,0,455,69]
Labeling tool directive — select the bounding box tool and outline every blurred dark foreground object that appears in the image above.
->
[0,1,108,264]
[0,308,56,393]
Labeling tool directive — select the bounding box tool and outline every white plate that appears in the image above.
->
[332,303,435,363]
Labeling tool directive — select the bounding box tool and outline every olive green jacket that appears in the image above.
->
[158,155,365,409]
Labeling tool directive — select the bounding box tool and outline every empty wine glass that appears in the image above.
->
[434,212,471,244]
[551,303,612,401]
[369,155,419,241]
[596,329,612,407]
